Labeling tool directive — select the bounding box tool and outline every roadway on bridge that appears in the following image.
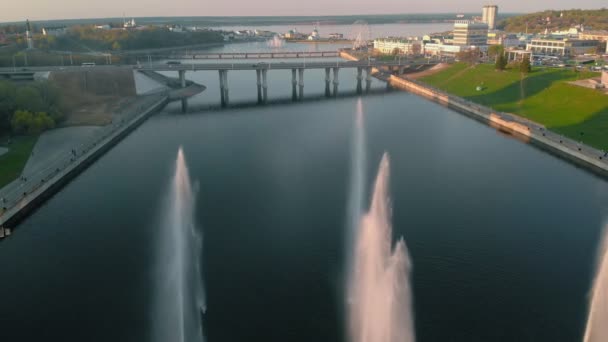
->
[0,60,432,74]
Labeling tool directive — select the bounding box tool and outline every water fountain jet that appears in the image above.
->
[584,224,608,342]
[346,99,415,342]
[153,147,205,342]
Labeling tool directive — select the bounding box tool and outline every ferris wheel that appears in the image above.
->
[351,20,371,50]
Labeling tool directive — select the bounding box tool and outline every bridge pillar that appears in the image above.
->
[356,67,363,94]
[298,68,304,100]
[291,69,298,101]
[365,67,372,93]
[262,69,268,104]
[219,70,229,107]
[256,69,263,104]
[178,70,186,88]
[332,67,340,97]
[324,68,331,97]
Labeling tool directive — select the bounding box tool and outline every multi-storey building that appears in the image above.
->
[453,21,488,46]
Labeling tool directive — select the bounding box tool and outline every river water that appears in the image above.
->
[1,24,608,342]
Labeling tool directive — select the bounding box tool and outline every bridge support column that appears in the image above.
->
[332,67,340,97]
[256,69,263,104]
[324,68,331,97]
[365,67,372,93]
[262,69,268,104]
[298,68,304,100]
[291,69,298,101]
[179,70,187,112]
[356,67,363,94]
[219,70,229,107]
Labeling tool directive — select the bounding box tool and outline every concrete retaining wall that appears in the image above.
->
[387,74,608,178]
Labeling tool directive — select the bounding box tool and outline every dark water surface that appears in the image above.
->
[1,41,608,342]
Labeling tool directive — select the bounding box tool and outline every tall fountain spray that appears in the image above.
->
[153,147,206,342]
[584,225,608,342]
[346,100,415,342]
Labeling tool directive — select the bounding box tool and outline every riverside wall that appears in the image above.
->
[0,95,168,234]
[340,50,608,178]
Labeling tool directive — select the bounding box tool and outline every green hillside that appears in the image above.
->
[498,9,608,33]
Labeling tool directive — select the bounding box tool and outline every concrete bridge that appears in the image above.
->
[139,60,434,107]
[160,51,340,60]
[0,59,436,108]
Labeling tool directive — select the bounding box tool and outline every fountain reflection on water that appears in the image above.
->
[347,99,415,342]
[153,147,206,342]
[584,224,608,342]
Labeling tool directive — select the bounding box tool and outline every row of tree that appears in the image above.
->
[498,9,608,33]
[0,80,63,137]
[43,26,224,52]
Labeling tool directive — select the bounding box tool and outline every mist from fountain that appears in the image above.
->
[346,99,415,342]
[153,147,206,342]
[584,224,608,342]
[267,35,285,48]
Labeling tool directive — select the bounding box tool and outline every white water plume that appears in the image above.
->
[584,224,608,342]
[153,147,206,342]
[267,35,285,48]
[346,99,415,342]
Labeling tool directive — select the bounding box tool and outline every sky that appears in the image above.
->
[1,0,606,23]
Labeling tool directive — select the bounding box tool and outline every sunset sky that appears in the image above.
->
[1,0,605,22]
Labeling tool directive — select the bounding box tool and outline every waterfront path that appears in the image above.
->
[0,94,168,228]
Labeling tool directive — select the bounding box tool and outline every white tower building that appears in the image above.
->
[482,5,498,30]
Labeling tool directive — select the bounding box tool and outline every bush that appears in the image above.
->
[11,110,55,135]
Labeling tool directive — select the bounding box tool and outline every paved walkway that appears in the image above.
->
[0,94,166,222]
[23,126,103,175]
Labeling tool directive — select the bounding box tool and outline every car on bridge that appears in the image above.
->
[166,61,181,67]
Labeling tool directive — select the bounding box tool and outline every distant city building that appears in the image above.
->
[374,37,422,55]
[284,29,307,40]
[505,49,533,63]
[254,30,274,38]
[42,26,67,36]
[123,18,136,29]
[25,19,34,49]
[328,33,344,40]
[579,31,608,53]
[423,43,466,57]
[487,32,521,48]
[308,28,320,41]
[453,20,488,46]
[526,38,600,56]
[482,5,498,30]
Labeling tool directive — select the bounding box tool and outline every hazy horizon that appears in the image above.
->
[1,0,605,24]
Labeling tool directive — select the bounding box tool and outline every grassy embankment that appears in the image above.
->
[0,136,37,188]
[420,63,608,150]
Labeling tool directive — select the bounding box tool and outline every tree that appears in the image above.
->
[520,58,531,74]
[112,41,121,51]
[11,110,54,135]
[495,53,507,70]
[391,47,400,56]
[488,45,504,60]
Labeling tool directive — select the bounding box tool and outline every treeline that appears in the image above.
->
[40,26,224,52]
[498,8,608,33]
[0,81,63,136]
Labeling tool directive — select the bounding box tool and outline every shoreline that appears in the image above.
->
[340,50,608,179]
[0,94,168,234]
